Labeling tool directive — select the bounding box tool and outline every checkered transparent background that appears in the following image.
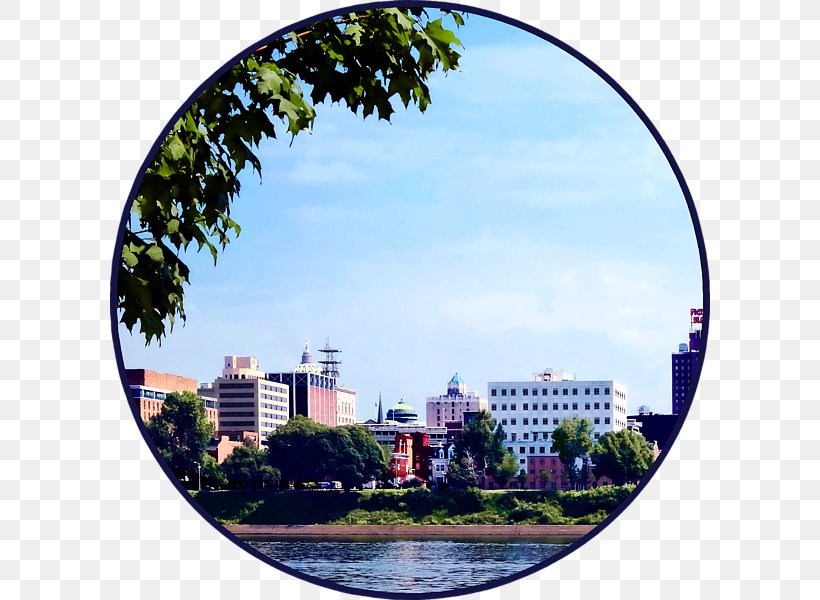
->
[1,0,813,598]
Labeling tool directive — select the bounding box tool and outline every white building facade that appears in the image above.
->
[336,385,357,426]
[487,368,628,468]
[426,373,488,428]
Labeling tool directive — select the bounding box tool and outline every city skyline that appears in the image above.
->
[117,12,704,419]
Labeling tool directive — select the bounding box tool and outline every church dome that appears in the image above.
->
[386,399,419,424]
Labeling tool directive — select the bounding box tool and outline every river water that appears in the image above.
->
[246,536,574,594]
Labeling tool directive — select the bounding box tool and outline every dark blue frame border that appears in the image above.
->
[109,2,710,598]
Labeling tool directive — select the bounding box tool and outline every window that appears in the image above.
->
[491,404,497,411]
[604,402,611,410]
[508,447,513,453]
[502,404,507,411]
[542,389,549,396]
[563,389,568,396]
[594,417,600,424]
[585,403,591,410]
[530,447,535,454]
[533,389,539,396]
[511,433,517,441]
[594,432,600,439]
[594,387,600,395]
[605,417,611,424]
[542,418,549,425]
[510,418,517,425]
[539,446,546,454]
[510,389,516,396]
[491,389,497,397]
[523,403,529,411]
[502,419,508,425]
[572,388,578,396]
[501,389,507,396]
[542,403,548,411]
[604,387,610,395]
[524,433,529,440]
[519,447,525,454]
[523,418,529,425]
[552,403,558,410]
[563,404,569,410]
[522,389,529,396]
[511,404,517,410]
[553,418,559,425]
[572,403,578,410]
[585,388,590,395]
[520,459,526,464]
[594,402,600,410]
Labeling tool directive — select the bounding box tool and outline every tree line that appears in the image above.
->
[145,392,388,490]
[145,393,654,492]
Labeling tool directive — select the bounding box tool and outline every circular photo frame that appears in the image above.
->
[111,2,709,598]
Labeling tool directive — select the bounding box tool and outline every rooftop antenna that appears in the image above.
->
[318,337,342,379]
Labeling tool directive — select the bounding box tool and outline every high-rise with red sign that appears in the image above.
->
[671,309,703,414]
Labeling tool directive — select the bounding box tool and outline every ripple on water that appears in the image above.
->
[247,538,571,593]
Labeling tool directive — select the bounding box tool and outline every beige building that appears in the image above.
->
[210,356,290,443]
[336,385,357,426]
[426,373,488,428]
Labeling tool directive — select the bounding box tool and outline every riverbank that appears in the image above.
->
[193,485,635,526]
[227,523,595,537]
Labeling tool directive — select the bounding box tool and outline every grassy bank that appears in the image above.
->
[191,486,635,526]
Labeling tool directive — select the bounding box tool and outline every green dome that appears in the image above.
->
[385,399,419,424]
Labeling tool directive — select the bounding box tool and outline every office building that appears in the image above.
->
[672,308,703,415]
[126,368,218,427]
[487,367,628,468]
[211,355,290,442]
[426,373,488,428]
[266,339,338,427]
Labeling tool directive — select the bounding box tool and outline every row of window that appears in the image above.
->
[218,382,254,390]
[260,402,287,411]
[491,386,611,397]
[508,437,603,456]
[491,402,611,412]
[500,415,612,428]
[220,392,255,399]
[131,388,166,400]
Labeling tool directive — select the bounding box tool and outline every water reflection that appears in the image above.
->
[246,537,571,593]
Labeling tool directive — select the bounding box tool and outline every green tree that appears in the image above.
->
[493,452,522,488]
[221,439,281,489]
[550,417,594,490]
[539,469,552,488]
[145,391,214,484]
[266,416,387,488]
[266,415,328,484]
[118,8,465,344]
[591,428,655,486]
[199,453,228,489]
[449,410,516,488]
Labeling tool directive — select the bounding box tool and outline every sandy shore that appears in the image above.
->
[225,524,595,537]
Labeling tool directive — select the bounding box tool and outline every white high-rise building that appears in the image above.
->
[487,368,628,468]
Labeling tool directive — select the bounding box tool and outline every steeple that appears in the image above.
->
[377,392,384,424]
[301,337,312,364]
[447,372,466,396]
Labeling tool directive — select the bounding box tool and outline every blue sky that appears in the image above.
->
[118,12,703,419]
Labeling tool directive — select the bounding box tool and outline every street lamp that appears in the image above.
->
[193,461,201,492]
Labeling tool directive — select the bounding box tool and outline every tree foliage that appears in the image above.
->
[221,438,281,489]
[449,410,517,488]
[145,391,214,483]
[266,416,387,488]
[591,428,655,486]
[118,8,464,344]
[550,417,594,490]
